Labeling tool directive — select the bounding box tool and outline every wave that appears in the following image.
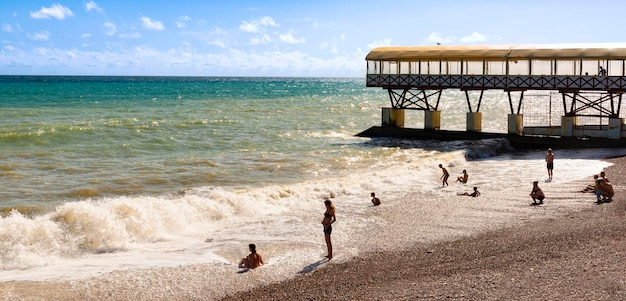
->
[0,147,470,271]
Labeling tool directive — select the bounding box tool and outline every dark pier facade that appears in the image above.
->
[361,45,626,148]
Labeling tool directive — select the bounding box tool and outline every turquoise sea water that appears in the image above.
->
[1,76,621,289]
[0,76,387,212]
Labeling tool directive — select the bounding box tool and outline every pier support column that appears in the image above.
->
[466,112,482,132]
[507,114,524,135]
[424,110,440,130]
[381,108,405,128]
[507,114,523,135]
[608,117,624,139]
[561,116,577,137]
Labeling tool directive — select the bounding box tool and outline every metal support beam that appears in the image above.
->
[561,92,623,118]
[463,90,485,113]
[386,88,443,110]
[507,91,524,114]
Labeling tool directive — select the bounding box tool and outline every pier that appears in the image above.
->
[359,44,626,148]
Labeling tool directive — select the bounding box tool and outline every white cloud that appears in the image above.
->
[104,22,116,36]
[141,17,164,31]
[81,33,91,38]
[279,32,305,44]
[176,16,190,28]
[0,45,364,76]
[239,16,278,33]
[210,39,226,48]
[250,34,271,45]
[119,32,141,39]
[30,4,73,20]
[367,38,393,49]
[425,32,456,45]
[28,31,50,41]
[460,32,487,43]
[85,1,103,13]
[2,24,13,32]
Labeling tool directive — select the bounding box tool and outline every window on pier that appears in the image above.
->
[508,60,530,75]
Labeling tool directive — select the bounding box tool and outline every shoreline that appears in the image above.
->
[221,156,626,300]
[2,156,624,300]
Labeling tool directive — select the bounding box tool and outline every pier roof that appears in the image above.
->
[366,44,626,61]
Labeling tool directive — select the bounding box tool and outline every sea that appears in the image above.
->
[0,76,623,289]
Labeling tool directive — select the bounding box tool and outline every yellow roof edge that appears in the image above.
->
[365,44,626,60]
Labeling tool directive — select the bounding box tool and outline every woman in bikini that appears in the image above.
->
[321,199,336,259]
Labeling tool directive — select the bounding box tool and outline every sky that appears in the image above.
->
[2,0,626,77]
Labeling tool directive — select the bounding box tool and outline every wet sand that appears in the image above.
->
[2,157,625,300]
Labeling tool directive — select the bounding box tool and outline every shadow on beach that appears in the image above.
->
[297,259,328,274]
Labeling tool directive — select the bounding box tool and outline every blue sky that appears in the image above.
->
[2,0,626,77]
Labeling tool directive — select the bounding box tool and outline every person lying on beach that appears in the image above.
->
[530,181,545,205]
[239,243,264,269]
[370,192,381,206]
[580,175,599,193]
[457,187,480,197]
[455,170,469,183]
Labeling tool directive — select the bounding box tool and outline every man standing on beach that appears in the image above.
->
[546,148,554,180]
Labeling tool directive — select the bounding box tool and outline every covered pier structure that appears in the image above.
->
[363,44,626,145]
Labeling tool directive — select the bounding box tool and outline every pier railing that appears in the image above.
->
[366,74,626,92]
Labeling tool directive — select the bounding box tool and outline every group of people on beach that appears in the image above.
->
[241,148,613,270]
[238,198,337,270]
[438,164,480,197]
[580,171,614,204]
[241,191,378,269]
[439,148,612,207]
[529,148,552,205]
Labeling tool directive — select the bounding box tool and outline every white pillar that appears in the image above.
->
[424,110,440,130]
[561,116,577,137]
[382,108,405,128]
[466,112,482,132]
[507,114,523,134]
[608,117,623,139]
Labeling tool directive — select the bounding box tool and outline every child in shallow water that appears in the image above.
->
[370,192,381,206]
[457,186,480,197]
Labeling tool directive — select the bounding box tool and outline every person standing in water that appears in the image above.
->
[321,199,336,259]
[546,148,554,180]
[439,164,449,187]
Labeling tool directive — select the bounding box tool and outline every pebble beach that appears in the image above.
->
[2,156,625,300]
